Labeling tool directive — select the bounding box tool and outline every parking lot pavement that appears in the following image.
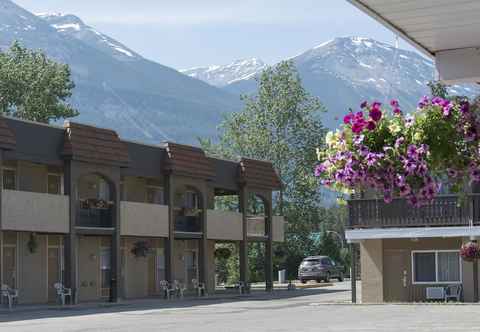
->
[2,282,479,332]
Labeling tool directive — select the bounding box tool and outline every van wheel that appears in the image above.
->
[300,279,307,284]
[338,273,344,282]
[315,279,322,283]
[323,274,330,283]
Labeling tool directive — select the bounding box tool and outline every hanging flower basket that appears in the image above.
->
[131,241,152,258]
[460,241,480,262]
[315,96,480,207]
[214,247,232,260]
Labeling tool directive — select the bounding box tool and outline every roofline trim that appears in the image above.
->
[346,0,435,59]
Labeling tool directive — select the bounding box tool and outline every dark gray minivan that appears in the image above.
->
[298,256,344,283]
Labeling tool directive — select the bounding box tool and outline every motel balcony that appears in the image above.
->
[347,194,480,229]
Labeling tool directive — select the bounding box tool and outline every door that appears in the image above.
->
[184,250,198,289]
[155,249,166,293]
[383,249,409,302]
[47,247,64,302]
[3,246,16,289]
[100,247,111,298]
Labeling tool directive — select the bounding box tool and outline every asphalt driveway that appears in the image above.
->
[1,282,478,332]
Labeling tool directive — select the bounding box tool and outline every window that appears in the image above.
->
[3,168,16,190]
[185,191,199,209]
[147,186,164,204]
[412,250,461,284]
[48,174,62,194]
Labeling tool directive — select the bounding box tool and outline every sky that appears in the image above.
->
[14,0,414,70]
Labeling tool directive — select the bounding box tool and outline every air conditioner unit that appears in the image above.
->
[426,287,445,300]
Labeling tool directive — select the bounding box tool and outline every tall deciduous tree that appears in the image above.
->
[0,41,78,123]
[200,61,332,279]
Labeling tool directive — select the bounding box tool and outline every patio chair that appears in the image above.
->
[174,281,186,299]
[238,281,249,294]
[159,280,176,300]
[444,285,462,302]
[1,284,18,310]
[192,279,206,297]
[54,283,72,306]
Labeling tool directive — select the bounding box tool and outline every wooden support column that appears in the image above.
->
[265,192,273,292]
[110,180,121,302]
[63,160,78,304]
[199,191,209,293]
[350,242,357,303]
[239,185,248,288]
[164,172,175,284]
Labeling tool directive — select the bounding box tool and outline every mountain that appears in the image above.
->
[180,58,267,87]
[182,37,478,129]
[0,0,242,145]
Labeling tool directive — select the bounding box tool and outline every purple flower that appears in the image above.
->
[407,145,418,159]
[369,108,382,122]
[395,137,405,148]
[393,107,402,115]
[360,101,368,109]
[399,185,411,197]
[343,113,354,125]
[314,164,326,177]
[390,99,399,108]
[447,168,458,178]
[460,101,470,114]
[418,95,429,108]
[366,120,376,131]
[383,191,393,204]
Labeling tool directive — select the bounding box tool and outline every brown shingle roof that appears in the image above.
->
[0,117,15,150]
[163,142,215,179]
[238,158,281,190]
[62,121,129,167]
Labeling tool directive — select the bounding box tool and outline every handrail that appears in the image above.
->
[348,194,480,229]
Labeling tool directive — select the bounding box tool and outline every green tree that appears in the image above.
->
[0,41,78,123]
[200,60,330,280]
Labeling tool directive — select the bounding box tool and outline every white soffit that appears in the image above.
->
[347,0,480,83]
[346,226,480,242]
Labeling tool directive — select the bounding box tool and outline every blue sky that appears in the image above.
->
[15,0,413,69]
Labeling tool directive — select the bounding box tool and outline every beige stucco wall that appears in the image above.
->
[77,236,102,302]
[272,216,285,242]
[120,201,169,237]
[17,233,48,304]
[2,189,69,233]
[360,239,384,303]
[206,210,243,241]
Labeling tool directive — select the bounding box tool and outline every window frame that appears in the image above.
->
[3,167,17,190]
[146,185,164,205]
[47,173,64,195]
[411,249,462,285]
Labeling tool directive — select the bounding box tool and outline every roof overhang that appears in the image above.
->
[346,226,480,243]
[347,0,480,84]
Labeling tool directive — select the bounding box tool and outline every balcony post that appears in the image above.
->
[199,188,209,293]
[63,160,78,304]
[350,242,357,303]
[239,185,249,289]
[164,172,175,284]
[110,179,121,302]
[0,150,3,230]
[265,191,274,292]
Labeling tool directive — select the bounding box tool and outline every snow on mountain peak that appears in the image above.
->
[36,12,138,59]
[180,58,267,87]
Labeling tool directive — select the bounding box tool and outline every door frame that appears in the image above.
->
[184,249,199,288]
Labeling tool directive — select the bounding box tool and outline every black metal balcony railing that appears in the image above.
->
[175,215,202,233]
[77,201,114,228]
[348,194,480,229]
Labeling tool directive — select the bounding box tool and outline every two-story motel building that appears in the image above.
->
[0,116,284,304]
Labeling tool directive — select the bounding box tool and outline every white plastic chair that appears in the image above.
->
[54,283,72,306]
[444,285,462,302]
[1,284,18,310]
[174,281,186,299]
[192,279,206,297]
[159,280,176,300]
